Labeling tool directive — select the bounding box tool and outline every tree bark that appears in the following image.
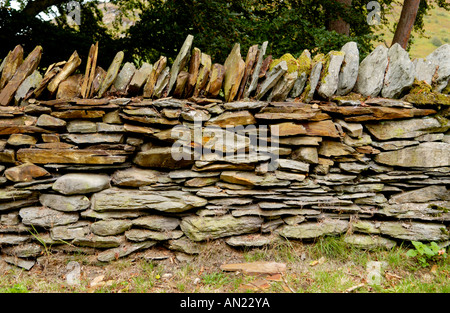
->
[328,0,352,36]
[391,0,421,49]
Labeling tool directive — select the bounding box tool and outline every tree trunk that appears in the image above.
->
[391,0,421,49]
[328,0,352,36]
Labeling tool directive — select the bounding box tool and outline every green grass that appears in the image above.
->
[374,4,450,58]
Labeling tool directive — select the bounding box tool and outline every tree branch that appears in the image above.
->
[22,0,73,17]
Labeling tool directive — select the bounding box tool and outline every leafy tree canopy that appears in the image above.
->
[0,0,449,69]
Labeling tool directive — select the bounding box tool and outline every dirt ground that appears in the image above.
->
[0,239,447,293]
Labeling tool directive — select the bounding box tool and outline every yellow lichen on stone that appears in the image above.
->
[404,79,450,106]
[269,53,299,74]
[297,50,312,75]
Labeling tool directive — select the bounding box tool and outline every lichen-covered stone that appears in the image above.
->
[52,173,111,195]
[180,215,263,241]
[278,219,349,239]
[91,188,207,213]
[375,142,450,168]
[318,51,345,99]
[354,45,388,97]
[269,53,299,74]
[337,42,359,96]
[381,43,414,99]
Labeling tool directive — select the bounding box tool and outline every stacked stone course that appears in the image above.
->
[0,37,449,269]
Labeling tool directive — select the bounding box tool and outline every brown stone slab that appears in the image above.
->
[143,56,167,98]
[255,112,317,121]
[37,99,70,106]
[185,47,201,98]
[4,163,50,182]
[35,142,76,149]
[0,150,15,163]
[0,126,51,135]
[0,46,42,106]
[74,98,110,105]
[205,63,225,98]
[223,44,245,102]
[47,50,82,94]
[194,53,212,97]
[51,110,105,119]
[27,67,59,100]
[321,103,437,121]
[237,44,259,100]
[0,45,24,89]
[119,114,180,126]
[0,116,37,126]
[0,106,25,116]
[272,120,340,138]
[17,149,128,164]
[53,104,119,110]
[173,71,189,98]
[81,42,98,98]
[123,123,159,135]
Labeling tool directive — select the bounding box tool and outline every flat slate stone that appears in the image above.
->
[97,240,156,262]
[343,234,396,250]
[388,185,450,204]
[4,163,50,182]
[90,220,132,236]
[180,215,263,241]
[223,43,246,102]
[375,142,450,168]
[167,237,203,254]
[318,51,345,99]
[278,219,349,239]
[354,45,388,97]
[381,44,414,99]
[91,188,207,213]
[52,173,111,195]
[132,215,180,232]
[19,206,79,227]
[125,229,184,242]
[337,42,359,96]
[168,35,194,95]
[17,149,128,165]
[365,117,443,140]
[39,194,90,212]
[112,167,170,187]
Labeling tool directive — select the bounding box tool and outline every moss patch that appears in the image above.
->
[297,49,312,75]
[332,92,367,102]
[269,53,299,74]
[403,80,450,106]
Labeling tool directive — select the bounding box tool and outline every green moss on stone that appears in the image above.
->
[403,80,450,106]
[312,53,325,64]
[443,81,450,95]
[297,49,312,75]
[269,53,299,74]
[332,93,367,102]
[410,79,433,94]
[428,204,449,213]
[320,53,332,85]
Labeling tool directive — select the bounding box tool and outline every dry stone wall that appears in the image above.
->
[1,36,450,270]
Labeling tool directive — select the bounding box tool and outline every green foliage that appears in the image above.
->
[1,0,449,69]
[0,284,29,293]
[0,2,121,69]
[431,37,443,46]
[201,272,231,287]
[121,0,382,64]
[406,241,447,267]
